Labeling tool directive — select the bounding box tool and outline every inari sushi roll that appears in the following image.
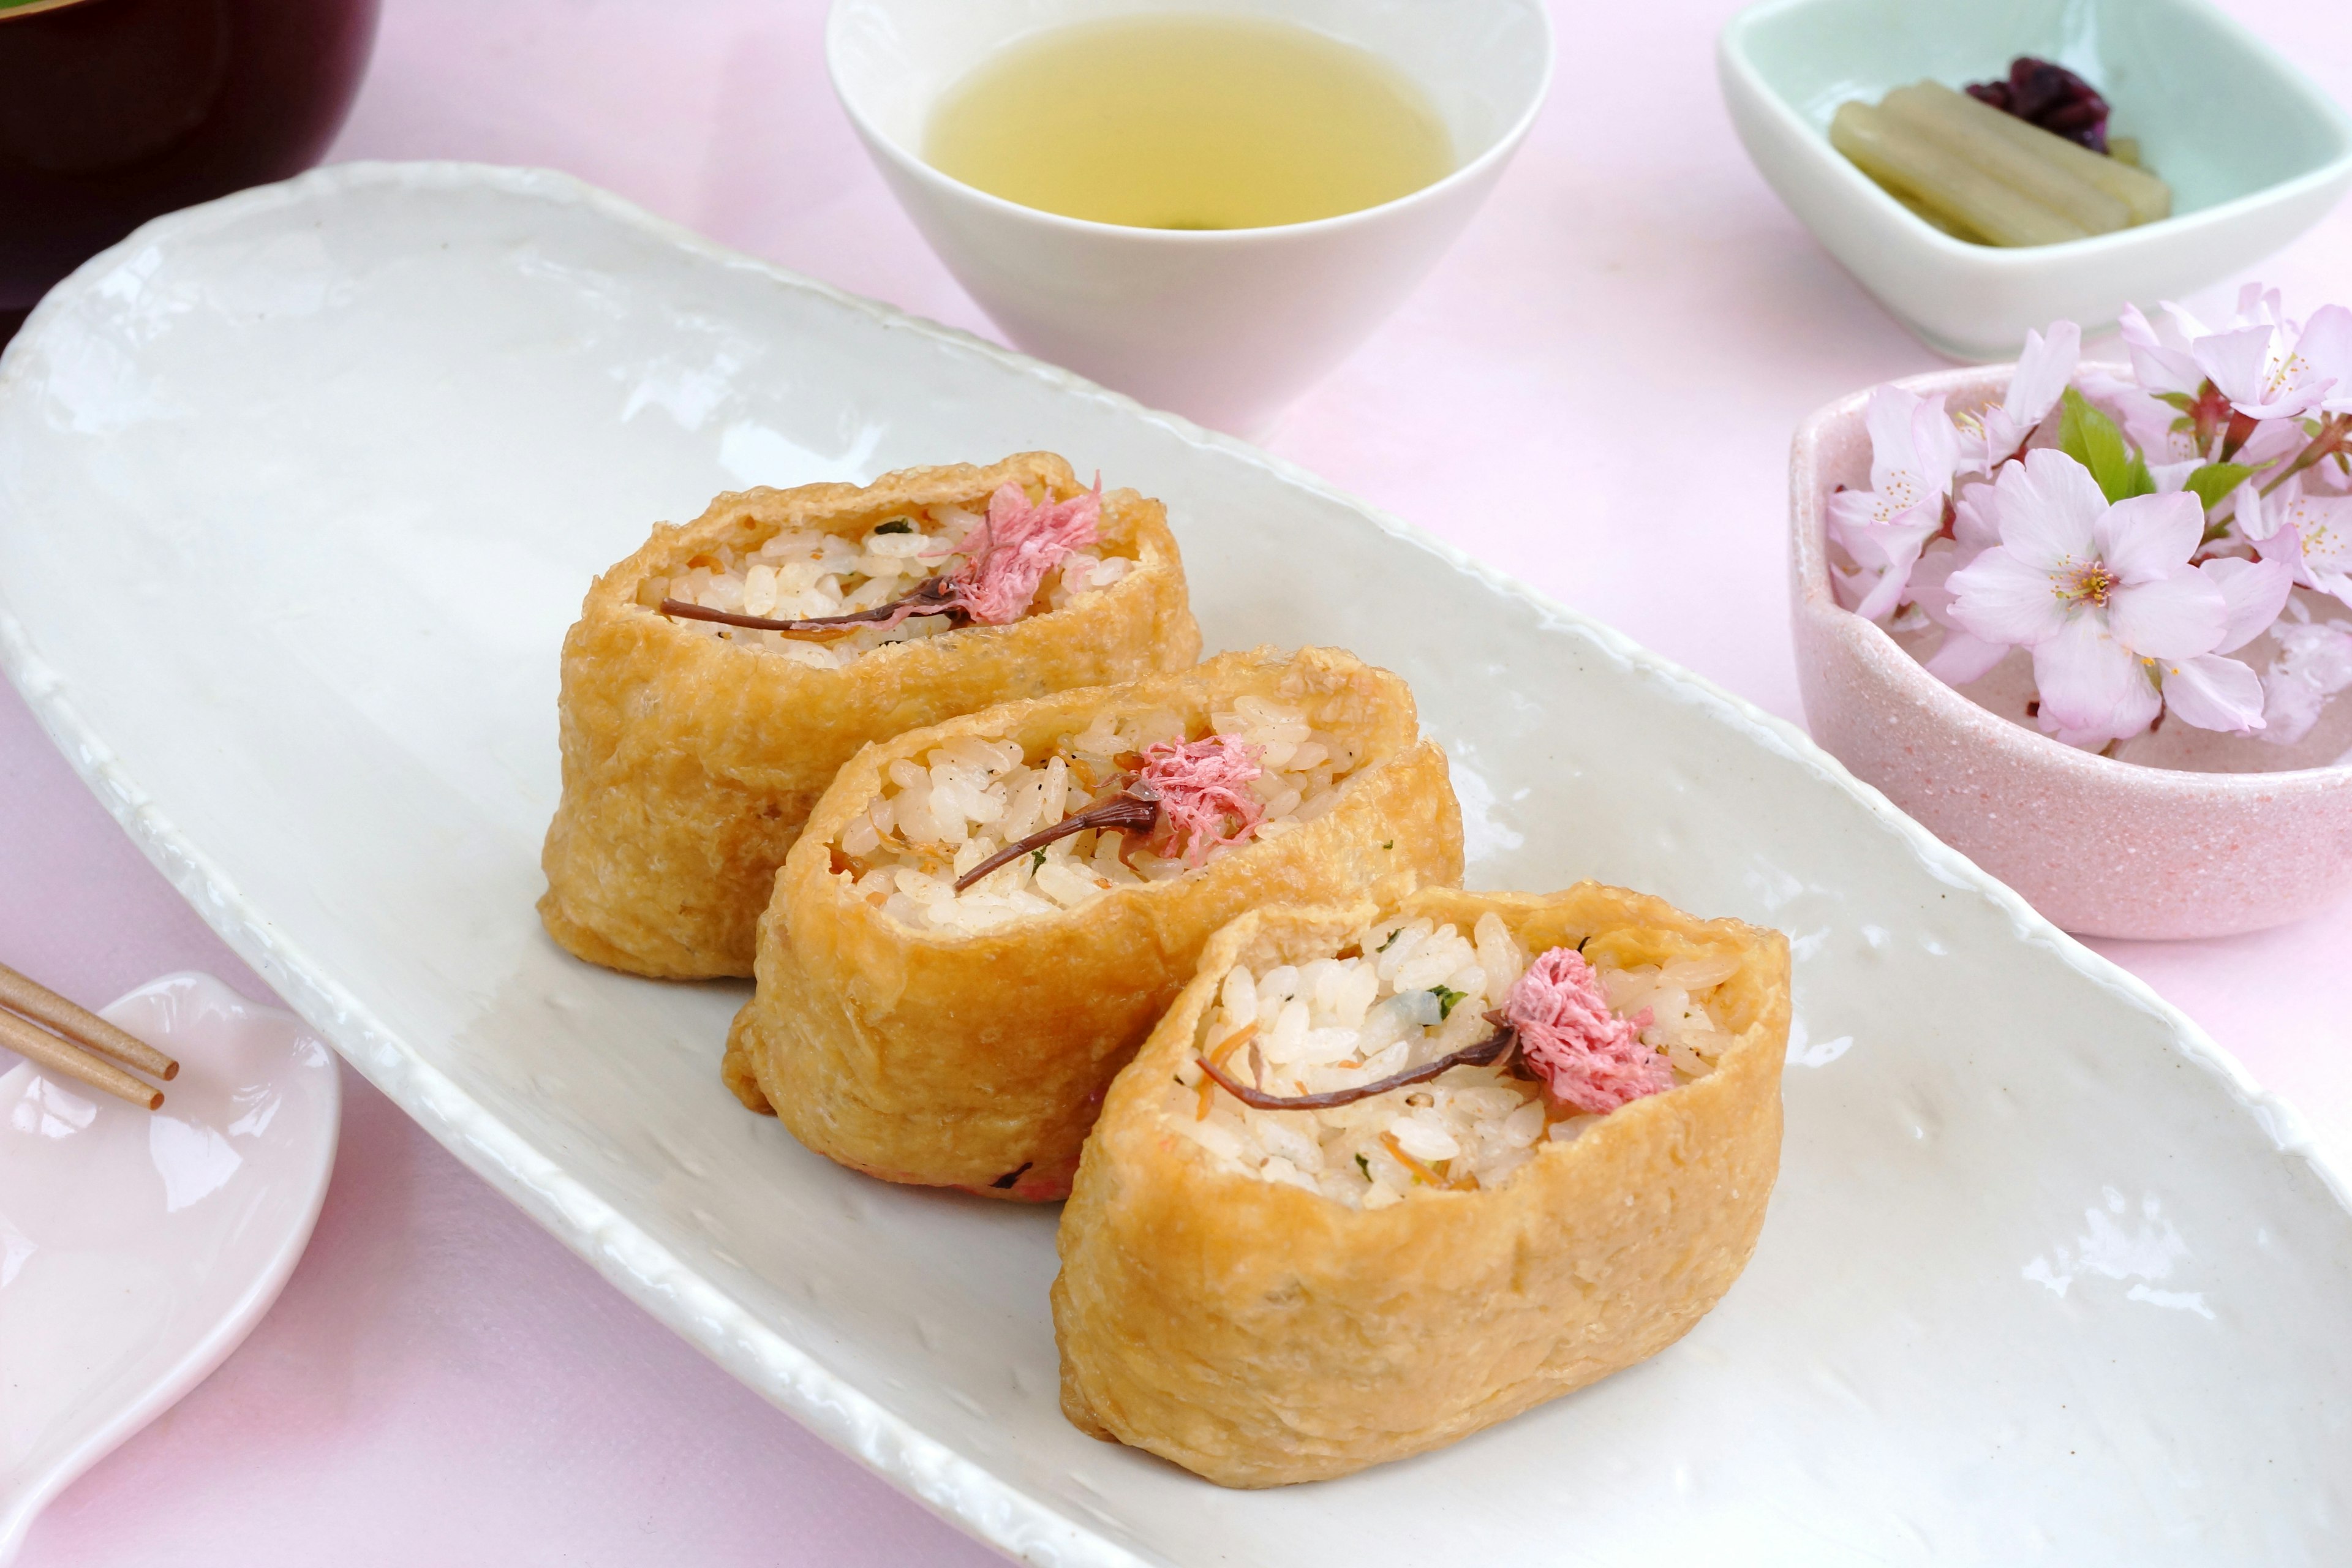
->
[1052,884,1790,1487]
[539,452,1199,979]
[722,645,1464,1202]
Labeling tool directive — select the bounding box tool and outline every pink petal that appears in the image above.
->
[2261,621,2352,744]
[2106,570,2227,658]
[2253,507,2327,602]
[2231,282,2285,330]
[2004,321,2081,428]
[1909,393,1959,493]
[1996,450,2106,571]
[2159,653,2267,733]
[1832,502,1942,623]
[1851,543,1928,622]
[2237,480,2286,544]
[2030,612,2157,740]
[2199,556,2296,654]
[1953,485,2001,557]
[2302,304,2352,412]
[1949,548,2070,646]
[2261,674,2327,746]
[2252,489,2352,607]
[1830,498,1935,567]
[2193,324,2288,415]
[2299,496,2352,578]
[2120,304,2203,395]
[2095,492,2204,583]
[1862,387,1941,504]
[2236,417,2309,473]
[1907,542,1961,624]
[1924,628,2011,685]
[1824,488,1883,552]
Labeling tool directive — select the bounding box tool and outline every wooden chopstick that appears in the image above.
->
[0,1005,163,1110]
[0,960,178,1081]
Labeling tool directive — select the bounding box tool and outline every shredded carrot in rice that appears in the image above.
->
[1378,1131,1444,1188]
[1197,1021,1259,1120]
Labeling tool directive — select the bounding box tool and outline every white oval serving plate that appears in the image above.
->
[0,163,2347,1566]
[0,974,340,1565]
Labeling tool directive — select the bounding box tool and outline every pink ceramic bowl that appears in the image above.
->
[1790,364,2352,940]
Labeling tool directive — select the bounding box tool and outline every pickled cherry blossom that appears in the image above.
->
[1506,947,1668,1115]
[949,480,1103,624]
[1138,736,1265,865]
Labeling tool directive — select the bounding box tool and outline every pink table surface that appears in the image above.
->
[9,1,2352,1561]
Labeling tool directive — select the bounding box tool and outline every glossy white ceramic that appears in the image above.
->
[4,164,2351,1566]
[826,0,1551,436]
[0,974,339,1566]
[1790,364,2352,939]
[1719,0,2352,360]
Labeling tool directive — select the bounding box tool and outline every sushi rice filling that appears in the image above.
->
[834,698,1359,933]
[641,483,1134,670]
[1168,914,1740,1209]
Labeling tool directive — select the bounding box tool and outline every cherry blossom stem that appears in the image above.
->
[2258,413,2352,498]
[951,789,1161,892]
[1195,1015,1518,1112]
[659,576,965,636]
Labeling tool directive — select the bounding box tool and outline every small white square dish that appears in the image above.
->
[1718,0,2352,358]
[4,163,2351,1565]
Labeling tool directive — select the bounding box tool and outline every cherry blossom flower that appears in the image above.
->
[2117,300,2209,399]
[2120,288,2347,424]
[2239,476,2352,610]
[1840,284,2352,750]
[1826,385,1959,620]
[1955,321,2079,478]
[2260,612,2352,747]
[1946,450,2262,746]
[2192,288,2343,421]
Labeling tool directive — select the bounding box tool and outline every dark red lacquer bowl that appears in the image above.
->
[1,0,380,341]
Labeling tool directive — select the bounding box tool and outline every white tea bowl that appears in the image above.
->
[1790,364,2352,940]
[826,0,1552,437]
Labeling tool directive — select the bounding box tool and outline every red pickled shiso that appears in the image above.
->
[1966,56,2112,153]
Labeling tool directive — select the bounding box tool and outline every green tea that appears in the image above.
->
[924,15,1454,230]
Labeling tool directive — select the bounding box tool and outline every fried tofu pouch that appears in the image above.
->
[538,453,1199,979]
[1052,884,1790,1487]
[723,646,1464,1202]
